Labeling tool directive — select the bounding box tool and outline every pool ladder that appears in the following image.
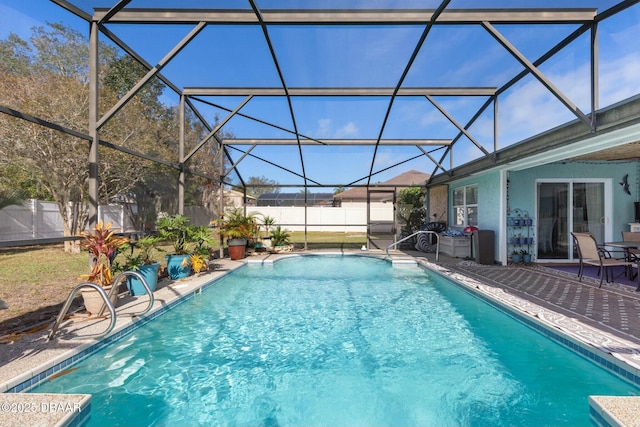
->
[47,271,155,341]
[386,230,440,261]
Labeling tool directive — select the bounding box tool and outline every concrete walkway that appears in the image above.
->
[445,261,640,345]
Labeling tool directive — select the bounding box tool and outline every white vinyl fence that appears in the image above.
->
[0,200,394,244]
[245,204,393,232]
[0,200,134,243]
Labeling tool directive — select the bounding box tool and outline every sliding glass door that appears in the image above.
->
[536,180,610,261]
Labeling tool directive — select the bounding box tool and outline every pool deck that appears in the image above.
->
[1,249,640,426]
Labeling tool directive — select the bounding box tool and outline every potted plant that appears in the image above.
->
[215,209,259,260]
[157,214,195,279]
[189,225,215,273]
[260,215,276,249]
[521,249,532,264]
[511,250,522,264]
[270,225,292,253]
[79,220,130,315]
[115,235,164,296]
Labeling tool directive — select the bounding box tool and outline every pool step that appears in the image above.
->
[392,258,417,267]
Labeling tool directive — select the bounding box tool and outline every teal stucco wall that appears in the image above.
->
[447,160,639,263]
[448,170,503,262]
[508,161,639,238]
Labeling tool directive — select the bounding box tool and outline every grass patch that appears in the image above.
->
[288,231,367,249]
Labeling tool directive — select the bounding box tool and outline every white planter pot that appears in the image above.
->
[81,286,117,315]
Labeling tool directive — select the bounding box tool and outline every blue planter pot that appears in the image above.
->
[166,254,192,280]
[127,263,160,296]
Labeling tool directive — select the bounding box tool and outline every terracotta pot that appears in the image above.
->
[81,286,118,315]
[228,243,246,260]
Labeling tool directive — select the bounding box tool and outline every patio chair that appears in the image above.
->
[622,231,640,278]
[622,232,640,259]
[571,232,639,289]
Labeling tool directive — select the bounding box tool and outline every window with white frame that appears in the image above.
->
[452,185,478,227]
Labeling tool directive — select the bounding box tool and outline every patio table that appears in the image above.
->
[604,241,640,283]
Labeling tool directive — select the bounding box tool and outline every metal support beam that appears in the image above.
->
[368,0,452,185]
[220,138,452,146]
[93,8,596,25]
[349,153,432,187]
[482,21,593,130]
[494,95,498,152]
[98,25,183,98]
[417,146,447,175]
[184,95,253,162]
[591,22,599,129]
[226,146,321,185]
[178,94,185,215]
[88,20,99,228]
[50,0,92,21]
[249,0,308,189]
[0,105,183,171]
[224,145,256,175]
[190,96,325,145]
[97,0,132,25]
[183,87,497,97]
[425,94,492,158]
[427,95,496,185]
[97,22,206,129]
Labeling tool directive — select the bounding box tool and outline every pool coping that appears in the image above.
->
[2,251,640,427]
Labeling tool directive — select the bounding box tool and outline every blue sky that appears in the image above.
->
[2,1,640,189]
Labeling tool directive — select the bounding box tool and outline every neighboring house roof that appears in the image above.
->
[335,170,430,202]
[224,189,256,200]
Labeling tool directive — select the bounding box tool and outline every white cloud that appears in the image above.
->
[495,49,640,149]
[335,122,359,138]
[420,109,448,127]
[599,51,640,106]
[313,118,333,138]
[311,118,360,139]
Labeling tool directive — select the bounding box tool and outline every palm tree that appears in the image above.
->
[0,190,26,210]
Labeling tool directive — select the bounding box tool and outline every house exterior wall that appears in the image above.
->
[428,185,448,224]
[446,160,639,264]
[508,161,638,238]
[448,171,503,263]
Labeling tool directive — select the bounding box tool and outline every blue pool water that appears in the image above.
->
[32,255,637,426]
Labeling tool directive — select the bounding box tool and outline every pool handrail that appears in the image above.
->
[47,271,154,341]
[47,282,116,341]
[386,230,440,261]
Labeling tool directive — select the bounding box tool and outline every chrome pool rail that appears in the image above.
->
[386,230,440,261]
[47,271,154,341]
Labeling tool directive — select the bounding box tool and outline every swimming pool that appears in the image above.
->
[32,255,637,426]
